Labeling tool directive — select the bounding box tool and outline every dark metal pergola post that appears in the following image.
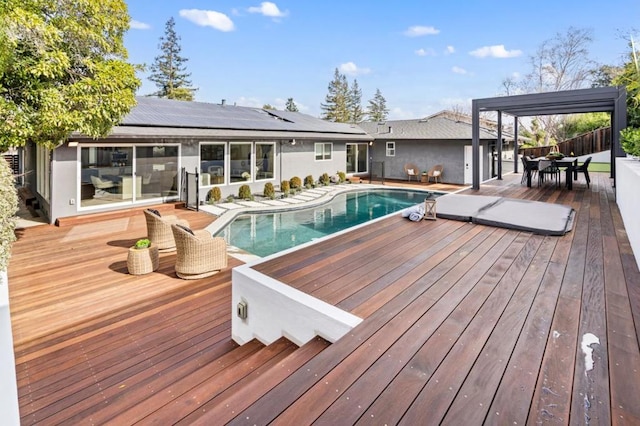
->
[496,111,502,180]
[513,118,519,174]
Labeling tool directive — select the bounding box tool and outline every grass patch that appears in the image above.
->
[586,162,610,173]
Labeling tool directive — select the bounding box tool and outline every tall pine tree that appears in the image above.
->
[148,17,196,101]
[349,79,364,123]
[285,98,299,112]
[366,88,389,122]
[321,68,350,122]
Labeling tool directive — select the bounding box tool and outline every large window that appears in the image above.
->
[315,142,332,161]
[386,142,395,157]
[79,145,178,208]
[346,143,368,173]
[255,142,275,180]
[200,143,225,185]
[230,142,252,183]
[137,145,179,199]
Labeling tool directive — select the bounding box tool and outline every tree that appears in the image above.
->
[321,68,350,122]
[148,17,196,101]
[366,89,389,122]
[285,98,299,112]
[558,112,611,140]
[613,37,640,128]
[349,79,364,123]
[591,64,623,88]
[513,27,597,145]
[0,0,140,151]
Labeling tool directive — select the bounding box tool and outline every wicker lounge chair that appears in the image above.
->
[404,163,419,182]
[171,224,228,279]
[426,165,444,184]
[144,209,190,252]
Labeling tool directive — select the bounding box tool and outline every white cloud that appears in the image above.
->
[179,9,235,32]
[235,96,263,108]
[511,71,521,79]
[339,62,371,76]
[452,66,468,75]
[403,25,440,37]
[445,45,455,54]
[469,45,522,58]
[130,19,151,30]
[415,48,436,57]
[248,2,288,18]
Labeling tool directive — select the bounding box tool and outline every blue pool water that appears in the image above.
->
[215,189,441,257]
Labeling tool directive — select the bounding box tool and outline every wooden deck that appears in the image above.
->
[8,172,640,424]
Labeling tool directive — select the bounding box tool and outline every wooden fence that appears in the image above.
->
[520,127,611,158]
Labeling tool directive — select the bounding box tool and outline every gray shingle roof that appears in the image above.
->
[357,112,505,140]
[121,97,370,137]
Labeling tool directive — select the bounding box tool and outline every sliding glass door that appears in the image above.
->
[136,145,180,199]
[346,143,368,173]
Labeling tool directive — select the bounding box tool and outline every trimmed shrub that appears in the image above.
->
[226,195,235,203]
[238,184,252,200]
[0,158,18,271]
[263,182,275,199]
[289,176,302,189]
[320,172,330,186]
[281,180,290,194]
[337,171,346,183]
[208,186,222,204]
[304,175,314,187]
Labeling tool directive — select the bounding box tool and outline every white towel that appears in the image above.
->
[409,211,424,221]
[402,204,424,221]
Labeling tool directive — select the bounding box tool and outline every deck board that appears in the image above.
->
[9,172,640,425]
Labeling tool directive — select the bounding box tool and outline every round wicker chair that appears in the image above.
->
[144,209,190,252]
[171,224,228,280]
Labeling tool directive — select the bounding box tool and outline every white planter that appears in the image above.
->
[616,157,640,272]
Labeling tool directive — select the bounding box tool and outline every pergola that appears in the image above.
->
[471,86,627,190]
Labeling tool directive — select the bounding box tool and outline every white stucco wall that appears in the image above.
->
[616,157,640,272]
[232,265,362,346]
[0,271,20,425]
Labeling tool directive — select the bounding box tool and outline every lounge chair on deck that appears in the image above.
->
[144,209,190,252]
[426,165,444,183]
[404,163,419,182]
[171,224,227,279]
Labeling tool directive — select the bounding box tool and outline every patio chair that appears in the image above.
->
[171,224,228,279]
[144,209,190,252]
[426,165,444,184]
[575,156,592,188]
[521,156,538,184]
[404,163,419,182]
[538,159,561,188]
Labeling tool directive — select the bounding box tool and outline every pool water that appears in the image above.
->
[216,189,440,257]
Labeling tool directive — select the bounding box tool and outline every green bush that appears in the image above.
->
[320,172,330,186]
[0,158,18,271]
[238,184,252,199]
[621,127,640,157]
[337,171,346,183]
[226,195,235,203]
[304,175,314,187]
[289,176,302,189]
[208,186,222,204]
[263,182,275,199]
[281,180,290,193]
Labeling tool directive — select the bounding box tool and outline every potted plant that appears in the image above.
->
[127,238,159,275]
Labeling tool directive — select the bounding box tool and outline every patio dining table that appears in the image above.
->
[525,156,579,189]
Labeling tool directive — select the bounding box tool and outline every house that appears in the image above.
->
[358,111,516,184]
[22,97,373,224]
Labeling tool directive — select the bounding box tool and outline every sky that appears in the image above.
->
[124,0,638,120]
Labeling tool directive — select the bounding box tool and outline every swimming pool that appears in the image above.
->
[215,189,441,257]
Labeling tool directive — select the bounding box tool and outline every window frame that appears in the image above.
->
[314,142,333,161]
[386,141,396,157]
